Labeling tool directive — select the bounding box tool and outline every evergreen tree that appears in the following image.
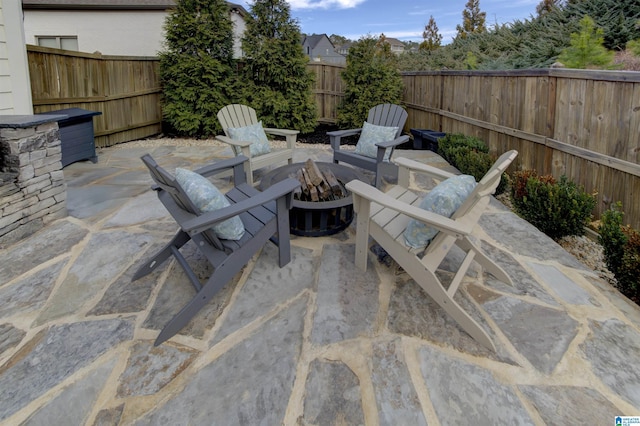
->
[240,0,316,133]
[397,0,638,71]
[159,0,237,137]
[536,0,564,17]
[456,0,487,40]
[420,16,442,51]
[336,35,403,128]
[629,25,640,56]
[558,15,615,68]
[329,34,350,46]
[563,0,640,50]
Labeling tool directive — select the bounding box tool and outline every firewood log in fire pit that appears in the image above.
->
[291,159,347,202]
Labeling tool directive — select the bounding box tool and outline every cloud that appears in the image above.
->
[288,0,366,10]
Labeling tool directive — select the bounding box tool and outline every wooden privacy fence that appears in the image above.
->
[26,52,640,228]
[307,62,345,123]
[27,45,162,148]
[401,69,640,229]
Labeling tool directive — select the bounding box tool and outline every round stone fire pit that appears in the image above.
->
[259,162,366,237]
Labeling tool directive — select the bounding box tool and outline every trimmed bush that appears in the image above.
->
[159,0,237,137]
[437,133,507,195]
[336,36,403,129]
[599,202,640,302]
[510,170,596,240]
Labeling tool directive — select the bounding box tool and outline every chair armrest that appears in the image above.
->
[264,128,298,150]
[328,128,362,150]
[376,135,410,149]
[216,135,251,148]
[345,179,472,238]
[192,155,248,179]
[182,178,300,235]
[327,128,362,138]
[263,128,299,137]
[394,157,458,180]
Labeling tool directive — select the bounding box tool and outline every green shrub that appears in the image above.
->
[510,171,596,240]
[599,202,640,302]
[437,133,488,164]
[436,133,507,195]
[336,36,404,129]
[159,0,237,137]
[239,0,317,133]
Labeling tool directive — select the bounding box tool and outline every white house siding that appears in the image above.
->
[0,0,33,114]
[23,8,246,59]
[230,10,245,59]
[23,10,168,57]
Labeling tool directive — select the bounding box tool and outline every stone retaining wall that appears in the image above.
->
[0,117,67,248]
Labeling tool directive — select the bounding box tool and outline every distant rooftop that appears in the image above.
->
[22,0,248,15]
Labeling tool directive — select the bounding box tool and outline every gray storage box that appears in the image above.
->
[43,108,102,167]
[410,129,446,151]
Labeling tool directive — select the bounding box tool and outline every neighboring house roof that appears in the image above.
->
[22,0,248,15]
[335,42,352,51]
[303,34,334,50]
[384,37,405,48]
[22,0,176,9]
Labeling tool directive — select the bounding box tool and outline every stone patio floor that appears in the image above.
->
[1,143,639,425]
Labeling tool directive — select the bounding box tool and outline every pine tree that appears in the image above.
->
[330,34,350,46]
[558,15,615,68]
[159,0,237,137]
[336,35,403,128]
[240,0,316,133]
[420,16,442,51]
[536,0,563,17]
[456,0,487,40]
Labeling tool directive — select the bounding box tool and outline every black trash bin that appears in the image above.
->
[41,108,102,167]
[410,129,446,152]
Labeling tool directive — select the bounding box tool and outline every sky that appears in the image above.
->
[237,0,541,44]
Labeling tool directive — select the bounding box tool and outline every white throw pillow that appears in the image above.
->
[227,121,271,157]
[354,121,398,161]
[175,168,245,240]
[403,175,477,249]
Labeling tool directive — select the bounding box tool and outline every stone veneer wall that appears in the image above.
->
[0,116,67,248]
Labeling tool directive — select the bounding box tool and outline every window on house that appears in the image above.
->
[36,36,79,51]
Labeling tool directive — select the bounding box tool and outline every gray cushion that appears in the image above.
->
[354,121,398,161]
[404,175,477,249]
[227,121,271,157]
[175,168,245,240]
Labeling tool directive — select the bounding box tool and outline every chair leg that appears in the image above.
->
[457,237,513,286]
[414,268,496,352]
[353,196,371,271]
[154,223,283,345]
[154,258,244,346]
[382,233,496,351]
[275,197,291,268]
[374,172,383,189]
[132,230,190,281]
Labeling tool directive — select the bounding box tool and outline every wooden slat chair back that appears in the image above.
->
[367,103,407,135]
[328,103,410,188]
[133,153,299,345]
[346,150,518,351]
[216,104,299,185]
[141,154,225,250]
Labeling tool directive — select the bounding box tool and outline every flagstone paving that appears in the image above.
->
[0,143,638,425]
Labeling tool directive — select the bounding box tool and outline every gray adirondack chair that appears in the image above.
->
[133,154,299,346]
[216,104,299,185]
[328,103,409,188]
[346,150,518,351]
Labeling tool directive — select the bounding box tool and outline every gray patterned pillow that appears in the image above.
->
[175,168,245,240]
[354,121,398,161]
[404,175,477,249]
[227,121,271,157]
